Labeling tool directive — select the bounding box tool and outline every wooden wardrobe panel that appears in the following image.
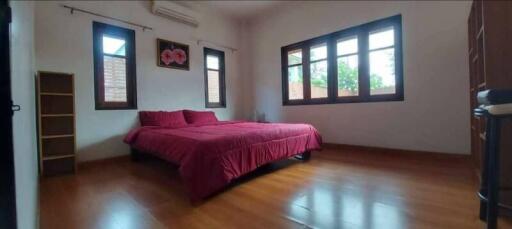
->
[469,0,512,216]
[482,1,512,89]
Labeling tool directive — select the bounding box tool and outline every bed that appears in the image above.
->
[124,110,322,201]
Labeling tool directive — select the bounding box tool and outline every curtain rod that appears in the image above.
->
[61,4,153,31]
[197,39,238,52]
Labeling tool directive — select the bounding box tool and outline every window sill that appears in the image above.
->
[206,104,226,109]
[95,104,137,110]
[283,96,404,106]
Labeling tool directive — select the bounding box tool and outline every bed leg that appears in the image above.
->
[296,151,311,161]
[131,148,142,162]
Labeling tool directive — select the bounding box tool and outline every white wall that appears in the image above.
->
[35,1,245,161]
[34,1,473,158]
[10,1,38,229]
[246,1,472,154]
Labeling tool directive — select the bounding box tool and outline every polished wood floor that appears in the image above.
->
[40,147,512,229]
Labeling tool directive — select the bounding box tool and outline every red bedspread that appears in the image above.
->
[124,121,322,201]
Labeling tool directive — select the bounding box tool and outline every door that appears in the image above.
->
[0,0,17,228]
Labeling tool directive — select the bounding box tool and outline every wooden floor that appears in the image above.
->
[40,147,512,229]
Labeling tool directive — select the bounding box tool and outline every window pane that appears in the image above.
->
[103,36,126,56]
[288,50,302,65]
[207,70,220,103]
[207,55,219,70]
[337,55,359,97]
[369,27,394,50]
[370,48,395,95]
[337,37,358,56]
[310,60,328,98]
[310,43,327,61]
[288,65,303,100]
[103,55,127,102]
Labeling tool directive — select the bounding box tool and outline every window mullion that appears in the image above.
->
[394,22,404,100]
[303,46,311,100]
[97,34,106,105]
[358,29,370,100]
[103,53,126,59]
[281,47,289,104]
[220,53,226,107]
[327,37,337,100]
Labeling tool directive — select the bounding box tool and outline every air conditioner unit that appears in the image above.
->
[152,1,200,27]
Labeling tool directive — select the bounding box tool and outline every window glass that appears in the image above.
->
[370,48,396,95]
[310,44,327,61]
[310,60,328,98]
[207,70,220,103]
[337,37,359,97]
[288,50,302,65]
[337,55,359,97]
[103,56,127,102]
[103,36,126,56]
[369,27,394,50]
[288,65,303,100]
[207,55,219,70]
[337,37,358,56]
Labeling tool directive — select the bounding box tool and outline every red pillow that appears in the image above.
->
[139,110,187,128]
[183,110,218,124]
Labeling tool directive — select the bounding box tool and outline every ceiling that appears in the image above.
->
[192,1,284,19]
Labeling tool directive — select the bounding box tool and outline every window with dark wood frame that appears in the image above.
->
[282,15,403,105]
[204,48,226,108]
[93,21,137,110]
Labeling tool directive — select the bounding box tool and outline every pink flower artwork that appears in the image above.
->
[160,49,174,65]
[157,39,189,70]
[172,49,187,65]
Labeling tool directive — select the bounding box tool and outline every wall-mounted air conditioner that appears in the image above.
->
[152,1,200,27]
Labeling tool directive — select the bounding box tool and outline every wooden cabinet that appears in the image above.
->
[468,1,512,212]
[37,71,76,176]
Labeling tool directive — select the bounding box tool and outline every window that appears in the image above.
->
[281,15,403,105]
[204,48,226,108]
[93,21,137,110]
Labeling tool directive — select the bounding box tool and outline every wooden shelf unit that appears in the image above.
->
[40,92,73,96]
[37,71,76,176]
[468,0,512,215]
[41,114,74,117]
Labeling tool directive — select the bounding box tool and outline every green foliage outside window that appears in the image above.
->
[310,62,384,91]
[289,55,385,91]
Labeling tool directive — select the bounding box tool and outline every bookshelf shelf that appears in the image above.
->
[41,114,74,117]
[43,155,75,161]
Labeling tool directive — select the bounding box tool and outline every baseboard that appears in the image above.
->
[322,142,472,162]
[76,144,473,172]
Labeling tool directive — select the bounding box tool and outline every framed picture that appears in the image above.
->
[157,38,190,70]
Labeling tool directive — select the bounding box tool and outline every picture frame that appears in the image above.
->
[157,38,190,70]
